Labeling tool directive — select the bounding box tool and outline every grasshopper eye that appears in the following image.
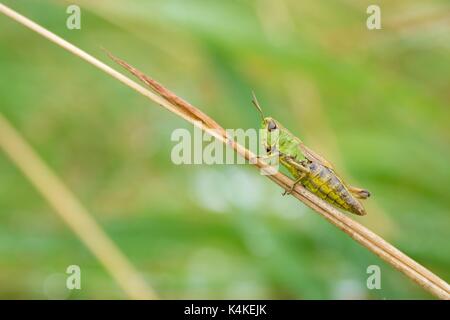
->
[268,120,277,131]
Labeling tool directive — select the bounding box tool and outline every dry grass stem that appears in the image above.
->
[1,3,449,299]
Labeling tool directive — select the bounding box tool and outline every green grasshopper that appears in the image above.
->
[252,93,370,216]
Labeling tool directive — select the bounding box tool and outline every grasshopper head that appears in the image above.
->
[251,92,280,152]
[262,117,278,132]
[261,117,280,153]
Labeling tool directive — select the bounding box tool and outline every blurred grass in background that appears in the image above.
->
[0,0,449,299]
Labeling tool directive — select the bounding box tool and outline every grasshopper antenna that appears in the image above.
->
[251,91,265,121]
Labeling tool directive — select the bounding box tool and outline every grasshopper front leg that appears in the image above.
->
[252,153,278,163]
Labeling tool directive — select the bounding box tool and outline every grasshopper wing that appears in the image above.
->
[299,142,335,170]
[300,142,371,200]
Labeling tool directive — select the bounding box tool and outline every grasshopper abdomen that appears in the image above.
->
[302,161,366,216]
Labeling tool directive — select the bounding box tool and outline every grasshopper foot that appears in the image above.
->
[282,176,304,196]
[282,186,295,196]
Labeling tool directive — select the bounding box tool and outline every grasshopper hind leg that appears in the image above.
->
[281,156,310,196]
[282,174,305,196]
[348,185,371,199]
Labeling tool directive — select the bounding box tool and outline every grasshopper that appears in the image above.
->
[252,93,370,216]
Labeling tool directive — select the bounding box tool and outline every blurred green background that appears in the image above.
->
[0,0,449,299]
